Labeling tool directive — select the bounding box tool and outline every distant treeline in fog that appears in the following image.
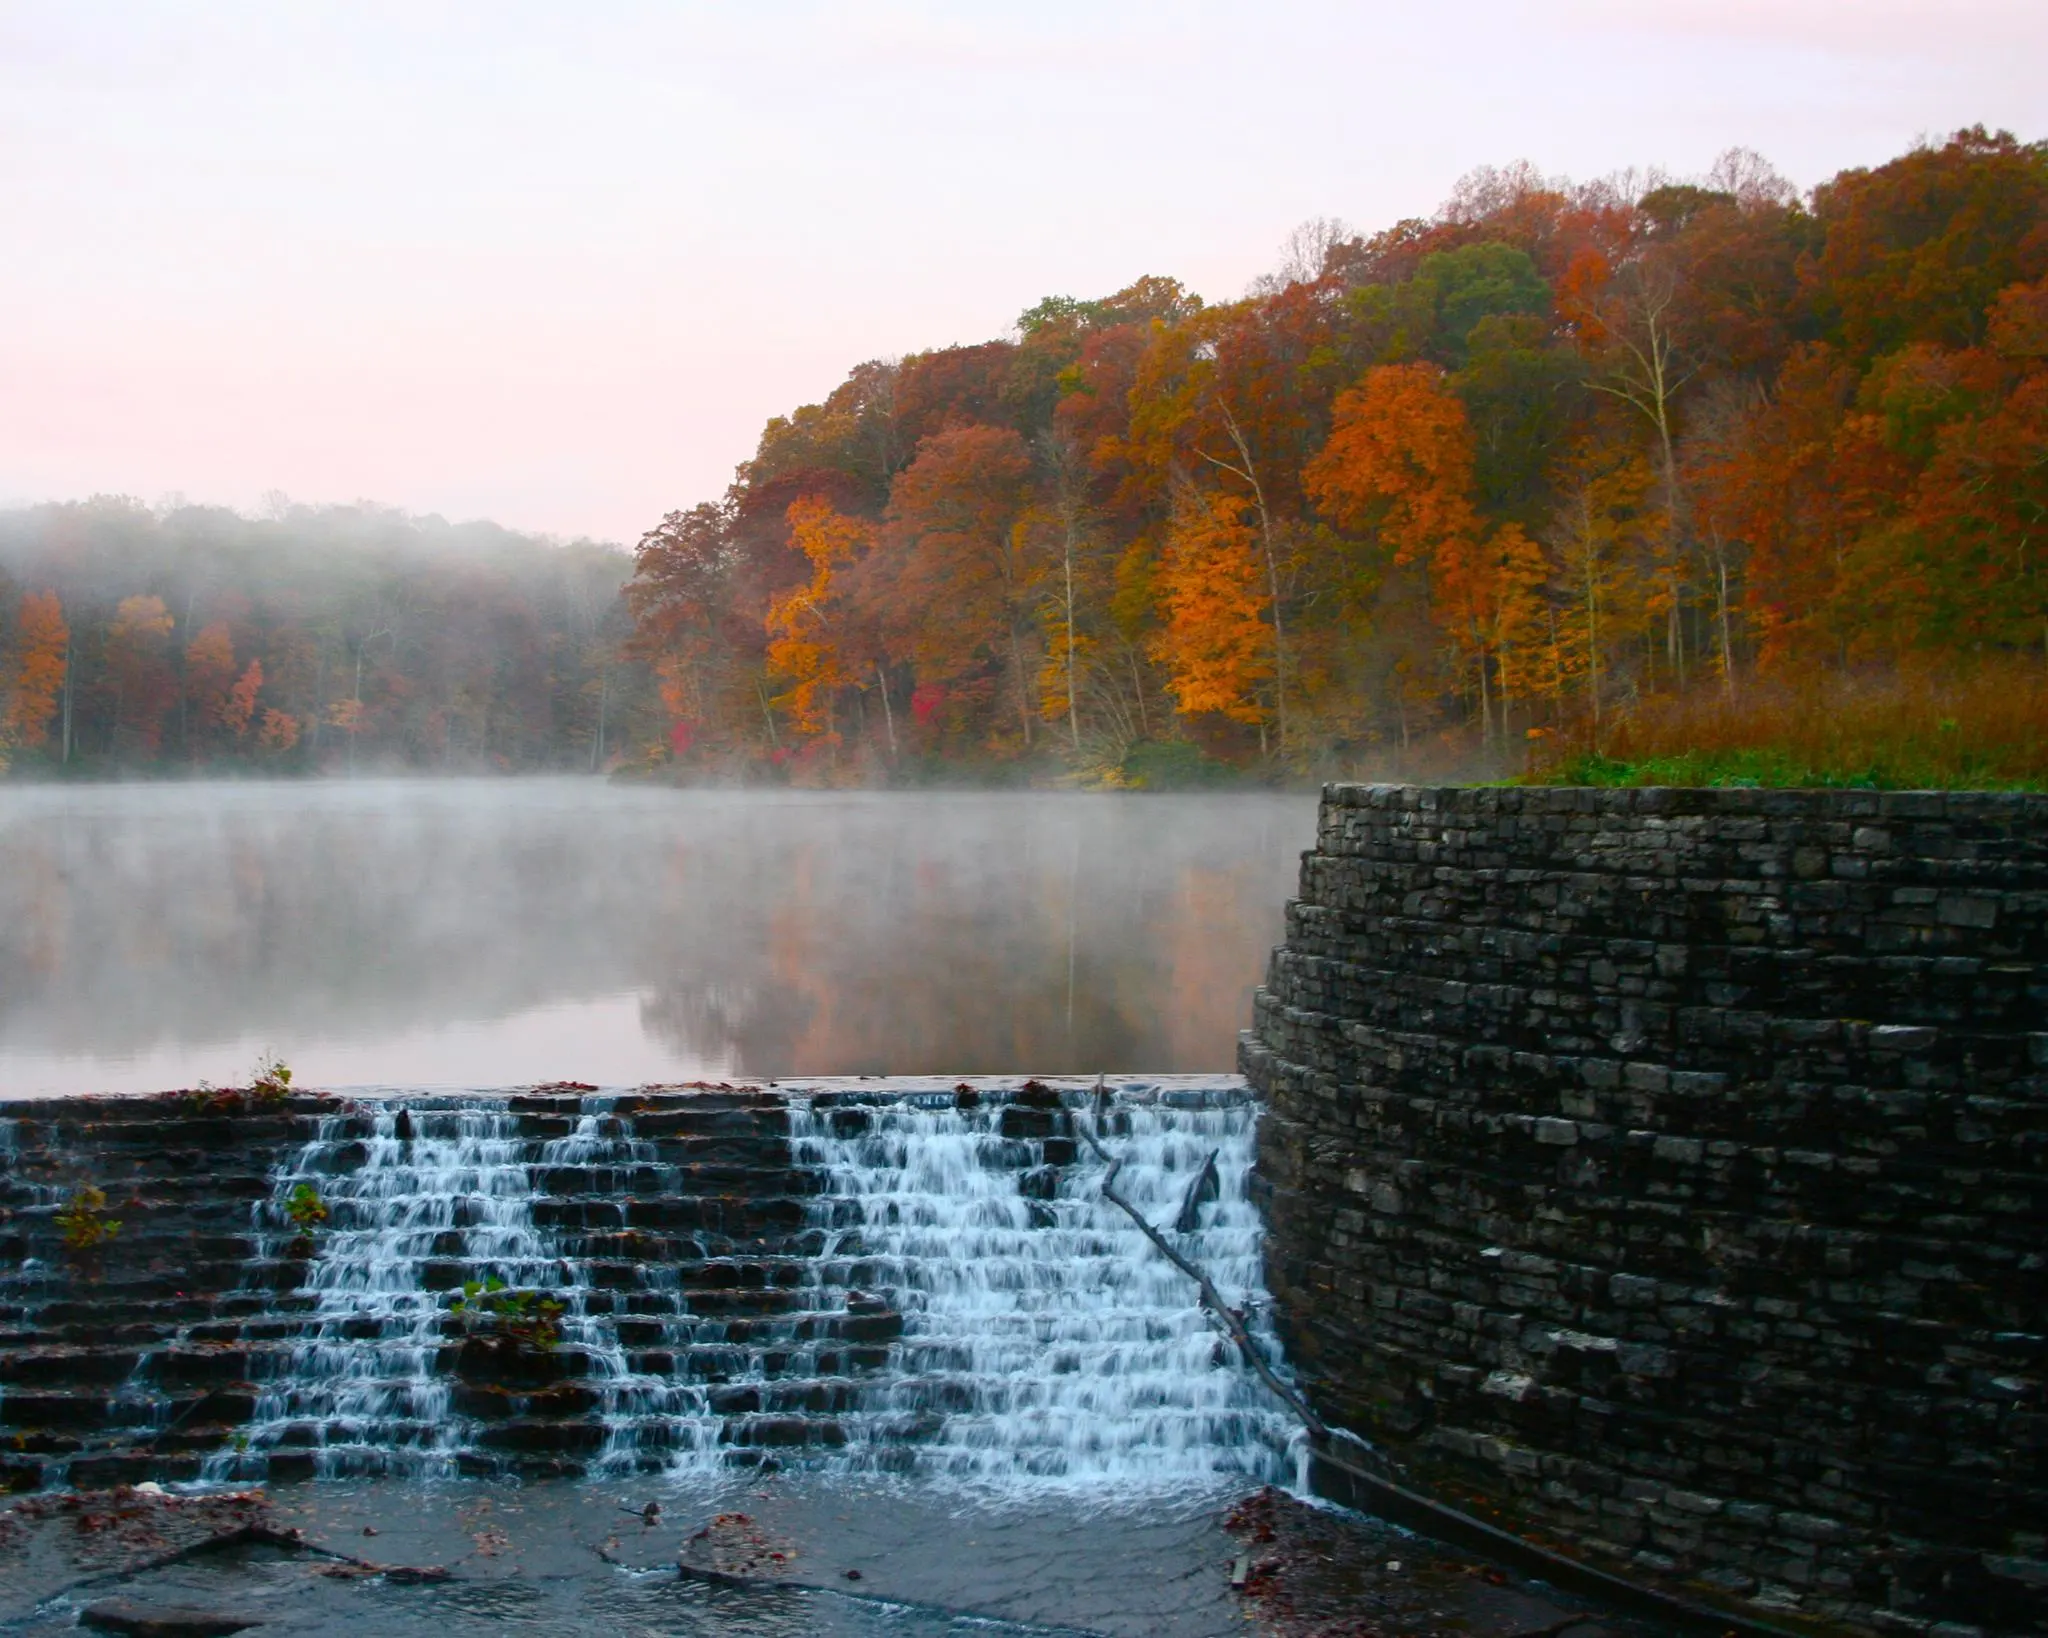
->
[625,127,2048,787]
[0,499,658,775]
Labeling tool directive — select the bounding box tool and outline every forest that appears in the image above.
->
[628,127,2048,787]
[0,501,651,775]
[1,128,2042,786]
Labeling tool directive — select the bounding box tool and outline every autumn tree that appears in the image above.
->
[764,496,874,743]
[1308,363,1548,740]
[223,660,263,741]
[1560,242,1701,683]
[257,708,300,755]
[870,425,1038,748]
[1812,128,2048,359]
[104,594,177,756]
[3,591,68,752]
[1018,431,1104,758]
[184,621,238,751]
[1545,446,1656,731]
[1151,486,1274,735]
[629,502,772,760]
[1117,294,1335,756]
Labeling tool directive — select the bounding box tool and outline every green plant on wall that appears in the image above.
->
[284,1181,328,1257]
[251,1053,294,1103]
[55,1185,121,1253]
[285,1181,328,1231]
[449,1275,565,1352]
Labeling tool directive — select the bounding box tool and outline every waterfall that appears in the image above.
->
[790,1090,1298,1488]
[534,1104,722,1475]
[204,1101,538,1479]
[185,1082,1296,1488]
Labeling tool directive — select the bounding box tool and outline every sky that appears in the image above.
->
[1,1,2042,546]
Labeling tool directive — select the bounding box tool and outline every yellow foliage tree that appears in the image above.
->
[1150,489,1274,728]
[765,496,871,738]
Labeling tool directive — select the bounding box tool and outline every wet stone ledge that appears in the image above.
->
[0,1079,1264,1492]
[1242,784,2048,1638]
[0,1088,823,1489]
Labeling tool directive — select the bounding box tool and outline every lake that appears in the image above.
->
[0,779,1317,1097]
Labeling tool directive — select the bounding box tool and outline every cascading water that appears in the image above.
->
[790,1090,1299,1488]
[186,1082,1298,1488]
[204,1100,540,1479]
[204,1098,735,1480]
[533,1104,722,1474]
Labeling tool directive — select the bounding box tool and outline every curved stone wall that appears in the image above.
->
[1243,784,2047,1637]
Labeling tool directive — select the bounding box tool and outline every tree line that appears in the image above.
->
[627,127,2048,784]
[4,128,2039,786]
[0,499,654,775]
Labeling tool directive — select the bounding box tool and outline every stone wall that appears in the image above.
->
[1243,785,2047,1638]
[0,1087,838,1487]
[0,1081,1186,1490]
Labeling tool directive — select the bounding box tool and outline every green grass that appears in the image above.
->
[1521,666,2048,791]
[1538,747,2047,791]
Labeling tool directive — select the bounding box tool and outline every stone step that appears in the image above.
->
[721,1414,848,1449]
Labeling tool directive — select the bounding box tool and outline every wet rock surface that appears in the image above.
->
[1,1478,1671,1638]
[1222,1487,1625,1638]
[77,1600,262,1636]
[0,1486,273,1620]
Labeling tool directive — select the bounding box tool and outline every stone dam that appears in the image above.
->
[1,784,2043,1638]
[0,1081,1291,1493]
[1244,785,2046,1638]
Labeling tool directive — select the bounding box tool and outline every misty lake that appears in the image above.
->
[0,779,1317,1097]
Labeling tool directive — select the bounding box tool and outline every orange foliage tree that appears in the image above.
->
[1306,364,1549,739]
[184,622,238,742]
[1150,488,1274,733]
[223,660,264,740]
[764,496,872,740]
[873,425,1038,748]
[4,591,68,751]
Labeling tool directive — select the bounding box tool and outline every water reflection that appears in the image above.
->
[0,780,1314,1095]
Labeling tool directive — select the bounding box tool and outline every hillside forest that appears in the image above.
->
[0,502,649,775]
[1,128,2043,785]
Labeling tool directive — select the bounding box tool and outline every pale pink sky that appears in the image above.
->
[2,1,2042,545]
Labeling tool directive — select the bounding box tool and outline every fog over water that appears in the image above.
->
[0,780,1315,1097]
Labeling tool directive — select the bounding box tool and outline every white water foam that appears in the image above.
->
[197,1086,1300,1489]
[203,1102,526,1478]
[790,1092,1300,1488]
[204,1099,740,1480]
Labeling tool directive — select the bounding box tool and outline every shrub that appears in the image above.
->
[285,1181,328,1230]
[56,1185,121,1253]
[251,1053,294,1103]
[1118,739,1243,790]
[450,1276,565,1352]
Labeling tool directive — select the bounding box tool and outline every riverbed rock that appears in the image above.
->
[79,1600,262,1636]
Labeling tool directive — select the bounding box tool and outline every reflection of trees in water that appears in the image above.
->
[636,923,1152,1075]
[0,784,1311,1072]
[631,824,1260,1074]
[0,786,660,1053]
